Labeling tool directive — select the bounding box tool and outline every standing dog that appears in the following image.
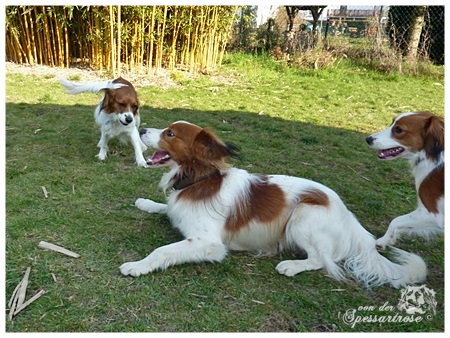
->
[60,77,148,166]
[366,112,444,247]
[119,121,427,288]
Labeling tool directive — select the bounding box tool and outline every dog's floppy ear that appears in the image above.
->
[424,114,444,160]
[192,128,240,161]
[101,88,115,111]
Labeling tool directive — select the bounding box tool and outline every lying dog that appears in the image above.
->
[366,112,444,247]
[120,121,427,288]
[60,77,148,166]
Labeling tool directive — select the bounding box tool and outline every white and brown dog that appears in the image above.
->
[119,121,427,288]
[60,77,148,166]
[366,112,444,248]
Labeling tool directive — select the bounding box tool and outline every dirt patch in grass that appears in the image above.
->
[5,62,178,89]
[260,313,300,332]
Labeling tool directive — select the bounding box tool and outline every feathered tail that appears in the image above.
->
[60,78,126,95]
[339,217,427,288]
[343,244,427,288]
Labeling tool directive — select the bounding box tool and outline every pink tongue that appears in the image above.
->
[377,147,404,159]
[147,151,170,164]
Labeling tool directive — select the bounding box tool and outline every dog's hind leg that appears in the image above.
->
[276,257,323,277]
[119,237,227,277]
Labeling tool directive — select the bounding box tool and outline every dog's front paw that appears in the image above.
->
[135,198,167,214]
[135,198,151,211]
[140,142,148,152]
[96,152,107,160]
[136,158,148,168]
[120,261,151,277]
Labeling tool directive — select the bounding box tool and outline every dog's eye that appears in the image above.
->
[393,126,404,134]
[133,105,138,110]
[166,130,175,137]
[118,102,126,108]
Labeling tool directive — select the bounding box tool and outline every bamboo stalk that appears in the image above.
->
[117,5,121,77]
[63,7,70,67]
[147,5,156,73]
[53,7,64,67]
[47,7,58,67]
[109,6,116,76]
[35,7,44,64]
[158,6,168,70]
[28,9,38,64]
[139,7,145,74]
[183,7,193,70]
[42,6,54,66]
[22,9,34,65]
[95,14,102,71]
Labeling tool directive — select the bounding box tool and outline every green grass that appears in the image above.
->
[5,53,444,332]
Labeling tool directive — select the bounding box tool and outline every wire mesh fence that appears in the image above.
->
[323,5,444,64]
[232,5,444,66]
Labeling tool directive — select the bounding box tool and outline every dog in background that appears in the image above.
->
[119,121,427,288]
[60,77,148,167]
[366,111,444,247]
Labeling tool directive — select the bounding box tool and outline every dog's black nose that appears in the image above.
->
[139,128,147,136]
[125,115,133,124]
[366,136,374,145]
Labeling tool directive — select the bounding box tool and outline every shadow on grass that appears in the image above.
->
[5,102,444,332]
[5,102,415,225]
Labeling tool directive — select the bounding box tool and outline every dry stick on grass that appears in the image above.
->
[38,241,80,258]
[8,240,75,320]
[14,290,47,316]
[8,267,31,320]
[16,267,31,307]
[41,186,49,198]
[8,278,23,308]
[8,282,23,320]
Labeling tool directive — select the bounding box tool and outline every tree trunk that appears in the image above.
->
[284,6,299,54]
[406,6,427,61]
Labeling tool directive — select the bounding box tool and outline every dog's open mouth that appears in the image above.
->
[377,147,405,160]
[146,151,172,166]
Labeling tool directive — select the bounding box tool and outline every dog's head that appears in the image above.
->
[366,112,444,162]
[102,77,140,126]
[140,121,239,177]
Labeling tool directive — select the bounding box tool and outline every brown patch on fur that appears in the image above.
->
[225,175,287,234]
[392,112,444,161]
[103,77,140,116]
[176,171,224,201]
[418,164,444,214]
[299,189,329,207]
